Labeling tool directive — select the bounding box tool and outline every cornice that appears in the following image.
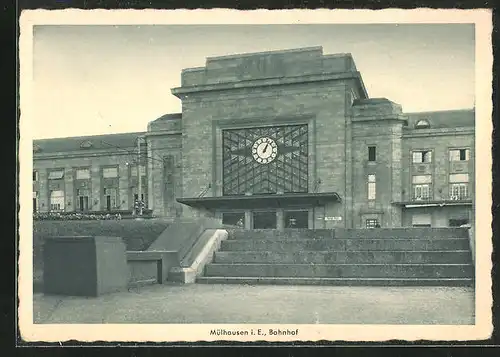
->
[403,127,474,138]
[171,72,364,98]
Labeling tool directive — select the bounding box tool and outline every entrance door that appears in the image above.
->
[106,196,111,211]
[78,196,89,211]
[253,211,277,229]
[284,210,309,228]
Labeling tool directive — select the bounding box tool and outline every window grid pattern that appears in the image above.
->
[413,184,432,200]
[366,219,379,228]
[49,190,65,211]
[450,184,469,200]
[222,125,308,196]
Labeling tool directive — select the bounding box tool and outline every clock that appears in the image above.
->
[252,137,278,164]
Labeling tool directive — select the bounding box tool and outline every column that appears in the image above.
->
[276,209,284,231]
[90,165,101,212]
[146,138,154,212]
[244,210,252,230]
[64,168,74,212]
[118,163,129,211]
[38,169,48,213]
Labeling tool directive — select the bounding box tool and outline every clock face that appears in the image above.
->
[252,137,278,164]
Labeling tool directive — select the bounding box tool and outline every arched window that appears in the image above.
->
[415,119,430,129]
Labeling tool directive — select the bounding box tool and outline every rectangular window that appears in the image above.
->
[412,175,432,200]
[413,184,431,200]
[49,190,65,211]
[368,146,376,162]
[131,165,146,177]
[449,173,469,200]
[450,183,468,200]
[33,171,38,182]
[366,219,379,228]
[367,174,376,200]
[449,148,470,161]
[75,168,90,180]
[412,150,432,163]
[103,167,118,178]
[48,170,64,180]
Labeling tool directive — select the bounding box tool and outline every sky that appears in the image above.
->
[31,24,475,139]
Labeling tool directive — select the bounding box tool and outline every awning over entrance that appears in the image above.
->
[177,192,341,210]
[392,199,473,208]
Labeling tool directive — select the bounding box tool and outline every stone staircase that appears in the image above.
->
[196,228,474,286]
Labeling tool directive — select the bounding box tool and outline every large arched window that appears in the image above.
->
[415,119,430,129]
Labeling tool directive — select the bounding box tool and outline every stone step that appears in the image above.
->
[204,263,474,279]
[213,250,472,264]
[220,238,470,252]
[227,228,469,240]
[196,276,474,287]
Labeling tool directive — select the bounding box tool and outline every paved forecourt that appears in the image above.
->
[33,283,474,325]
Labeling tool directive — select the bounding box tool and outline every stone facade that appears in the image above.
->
[33,47,475,228]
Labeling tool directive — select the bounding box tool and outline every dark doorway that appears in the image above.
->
[253,211,277,229]
[284,210,309,228]
[222,212,245,227]
[106,196,111,211]
[78,196,89,212]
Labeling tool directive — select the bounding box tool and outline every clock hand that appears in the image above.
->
[263,144,269,153]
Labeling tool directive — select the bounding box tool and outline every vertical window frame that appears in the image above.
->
[368,146,376,162]
[367,174,376,201]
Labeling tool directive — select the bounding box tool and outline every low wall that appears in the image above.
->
[127,251,180,285]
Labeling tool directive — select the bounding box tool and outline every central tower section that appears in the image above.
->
[172,46,369,228]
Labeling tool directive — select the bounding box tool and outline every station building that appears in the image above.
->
[33,47,475,229]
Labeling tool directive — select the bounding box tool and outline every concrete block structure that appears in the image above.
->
[33,46,474,229]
